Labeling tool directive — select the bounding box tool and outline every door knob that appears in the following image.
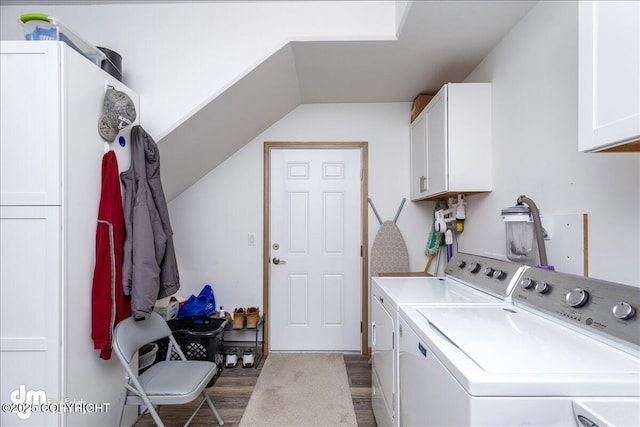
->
[272,257,286,265]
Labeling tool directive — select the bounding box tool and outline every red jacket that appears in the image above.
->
[92,150,131,360]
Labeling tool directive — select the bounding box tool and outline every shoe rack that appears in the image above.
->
[222,315,264,369]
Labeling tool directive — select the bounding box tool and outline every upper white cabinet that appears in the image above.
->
[410,83,492,201]
[0,44,61,206]
[579,1,640,152]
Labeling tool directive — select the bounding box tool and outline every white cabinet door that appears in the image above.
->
[409,111,427,200]
[410,88,447,201]
[579,1,640,152]
[425,89,447,197]
[371,294,396,426]
[0,42,61,206]
[0,206,61,427]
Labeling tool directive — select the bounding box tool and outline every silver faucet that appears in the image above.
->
[516,195,549,267]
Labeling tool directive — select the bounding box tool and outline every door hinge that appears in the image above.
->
[399,324,403,337]
[360,321,363,333]
[392,332,395,349]
[360,245,363,257]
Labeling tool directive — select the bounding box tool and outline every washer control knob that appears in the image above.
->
[535,281,550,294]
[492,269,506,280]
[522,278,535,290]
[484,267,495,277]
[613,302,636,320]
[468,262,481,274]
[566,288,590,308]
[456,260,467,269]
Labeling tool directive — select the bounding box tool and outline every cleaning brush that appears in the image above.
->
[425,221,441,256]
[426,202,447,256]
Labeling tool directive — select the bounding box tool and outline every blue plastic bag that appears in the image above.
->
[177,284,216,318]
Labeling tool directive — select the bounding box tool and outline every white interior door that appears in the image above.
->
[270,148,362,351]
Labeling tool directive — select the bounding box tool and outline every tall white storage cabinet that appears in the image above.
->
[1,41,138,426]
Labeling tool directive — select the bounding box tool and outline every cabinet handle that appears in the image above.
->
[420,176,427,193]
[372,322,376,346]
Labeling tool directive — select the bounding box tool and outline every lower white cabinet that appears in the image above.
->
[371,292,397,427]
[0,206,61,426]
[1,41,138,426]
[410,83,492,201]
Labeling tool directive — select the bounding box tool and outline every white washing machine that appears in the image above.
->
[371,252,527,427]
[399,267,640,426]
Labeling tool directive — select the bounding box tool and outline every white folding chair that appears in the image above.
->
[113,312,224,426]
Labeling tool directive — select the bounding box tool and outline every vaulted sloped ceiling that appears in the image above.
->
[157,1,536,201]
[158,44,301,200]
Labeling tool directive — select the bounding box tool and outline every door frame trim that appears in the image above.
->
[263,141,369,355]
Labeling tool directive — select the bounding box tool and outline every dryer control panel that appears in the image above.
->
[446,252,526,299]
[513,268,640,352]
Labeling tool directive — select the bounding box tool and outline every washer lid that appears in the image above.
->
[373,277,500,311]
[417,306,640,375]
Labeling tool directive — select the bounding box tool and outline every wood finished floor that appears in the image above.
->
[134,354,376,427]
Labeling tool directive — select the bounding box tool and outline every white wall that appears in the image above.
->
[462,1,640,286]
[168,102,434,307]
[169,0,640,323]
[0,2,397,140]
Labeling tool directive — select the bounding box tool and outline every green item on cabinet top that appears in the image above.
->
[19,13,50,23]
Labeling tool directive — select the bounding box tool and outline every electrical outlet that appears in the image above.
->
[248,234,256,246]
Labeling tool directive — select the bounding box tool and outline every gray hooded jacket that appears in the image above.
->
[121,125,180,320]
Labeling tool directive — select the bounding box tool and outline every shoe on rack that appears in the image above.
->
[246,307,260,329]
[242,348,254,368]
[233,307,246,329]
[225,348,239,368]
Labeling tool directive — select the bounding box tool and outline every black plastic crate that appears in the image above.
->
[154,316,227,386]
[168,316,227,334]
